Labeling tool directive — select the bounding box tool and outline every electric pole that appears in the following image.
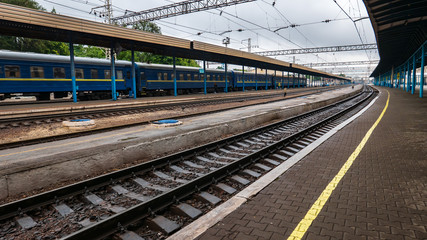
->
[91,0,113,59]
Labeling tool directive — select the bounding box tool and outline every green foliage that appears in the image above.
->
[0,2,198,67]
[74,45,105,59]
[0,0,69,55]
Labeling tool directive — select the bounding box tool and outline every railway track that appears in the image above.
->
[0,87,340,129]
[0,86,375,240]
[0,86,342,151]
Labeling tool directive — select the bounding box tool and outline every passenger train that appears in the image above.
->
[0,50,307,100]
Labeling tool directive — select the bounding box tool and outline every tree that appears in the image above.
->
[0,0,70,55]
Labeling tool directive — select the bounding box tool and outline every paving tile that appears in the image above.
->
[196,88,427,240]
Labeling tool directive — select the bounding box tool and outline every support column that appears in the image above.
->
[173,56,177,96]
[265,70,268,90]
[255,67,258,90]
[131,48,136,99]
[69,41,77,103]
[274,70,277,89]
[224,63,228,93]
[242,65,245,92]
[111,46,117,101]
[292,73,295,88]
[407,61,411,92]
[203,60,207,95]
[298,73,300,88]
[281,71,284,89]
[412,55,416,94]
[287,72,290,88]
[420,44,425,98]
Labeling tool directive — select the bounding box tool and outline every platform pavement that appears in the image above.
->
[195,87,427,240]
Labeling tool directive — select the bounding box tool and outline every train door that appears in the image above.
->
[138,70,147,96]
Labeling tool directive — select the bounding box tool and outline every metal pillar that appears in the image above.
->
[69,42,77,103]
[287,72,290,88]
[110,46,117,101]
[224,63,228,93]
[255,68,258,90]
[420,45,425,98]
[407,61,411,92]
[131,48,136,99]
[265,70,268,90]
[242,65,245,92]
[412,55,416,94]
[298,73,300,88]
[292,73,295,88]
[173,56,177,96]
[203,60,207,95]
[281,71,284,89]
[274,70,277,89]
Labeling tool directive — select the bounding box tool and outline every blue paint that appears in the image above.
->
[420,44,425,98]
[69,42,77,103]
[110,47,117,101]
[173,56,177,96]
[131,48,136,99]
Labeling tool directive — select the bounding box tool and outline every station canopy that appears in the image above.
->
[364,0,427,77]
[0,2,349,81]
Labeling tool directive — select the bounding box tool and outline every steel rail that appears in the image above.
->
[0,87,366,222]
[0,87,342,151]
[64,87,374,239]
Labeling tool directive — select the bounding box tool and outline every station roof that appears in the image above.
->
[0,3,349,81]
[364,0,427,77]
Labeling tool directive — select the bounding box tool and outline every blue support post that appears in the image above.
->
[69,42,77,103]
[111,47,117,101]
[403,65,406,90]
[131,48,136,99]
[265,70,268,90]
[281,71,284,89]
[203,60,207,95]
[298,73,300,88]
[224,63,228,93]
[292,73,295,88]
[412,55,416,94]
[242,65,245,92]
[287,72,290,88]
[255,68,258,91]
[420,44,425,98]
[173,56,177,96]
[407,61,411,92]
[274,70,277,89]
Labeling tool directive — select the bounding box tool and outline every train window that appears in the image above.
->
[180,74,184,80]
[104,70,111,79]
[117,70,123,79]
[219,75,223,81]
[5,66,20,78]
[53,67,65,78]
[194,74,198,81]
[200,74,204,80]
[75,69,84,79]
[126,71,131,79]
[157,73,162,80]
[30,66,44,78]
[140,72,146,80]
[91,69,98,79]
[171,73,175,80]
[163,73,168,80]
[207,74,210,81]
[187,74,191,80]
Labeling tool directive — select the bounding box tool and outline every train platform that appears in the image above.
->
[0,87,332,116]
[0,85,359,201]
[171,86,426,239]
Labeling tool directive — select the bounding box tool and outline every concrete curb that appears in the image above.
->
[0,86,361,199]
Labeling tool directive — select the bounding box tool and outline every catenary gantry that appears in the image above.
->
[0,2,349,101]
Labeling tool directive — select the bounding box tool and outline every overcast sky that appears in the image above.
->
[36,0,379,77]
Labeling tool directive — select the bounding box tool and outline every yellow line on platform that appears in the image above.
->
[287,90,390,240]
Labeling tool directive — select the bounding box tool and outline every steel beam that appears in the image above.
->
[110,46,116,101]
[255,44,377,56]
[420,45,425,98]
[131,48,136,99]
[113,0,255,25]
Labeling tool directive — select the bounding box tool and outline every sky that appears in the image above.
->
[35,0,379,78]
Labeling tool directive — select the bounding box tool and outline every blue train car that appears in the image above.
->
[0,50,128,100]
[0,50,306,100]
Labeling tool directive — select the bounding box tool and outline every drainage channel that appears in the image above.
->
[0,86,373,240]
